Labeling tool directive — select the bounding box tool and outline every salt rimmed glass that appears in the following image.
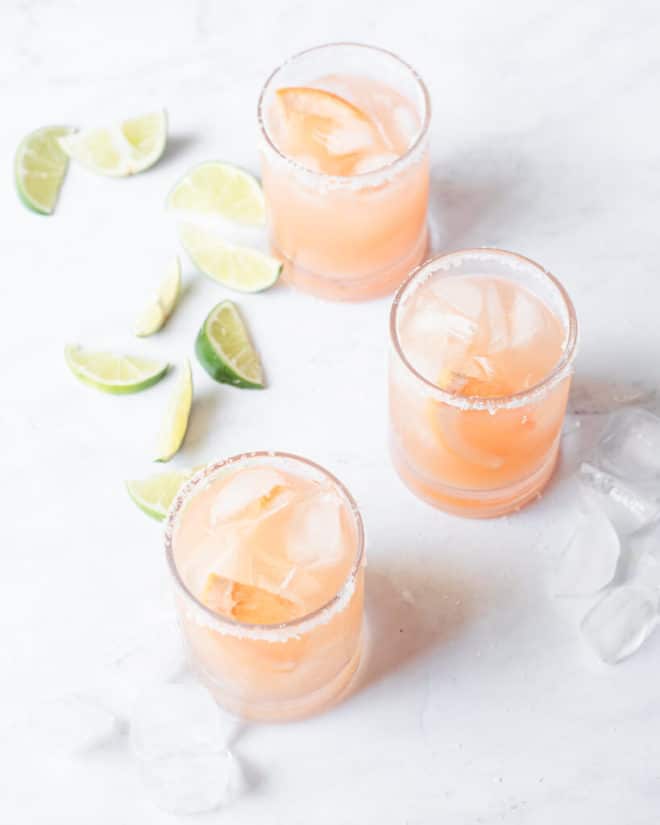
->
[389,248,579,517]
[165,451,365,721]
[258,42,431,301]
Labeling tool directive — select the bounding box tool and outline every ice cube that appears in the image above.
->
[598,408,660,484]
[483,282,509,352]
[430,277,483,321]
[627,521,660,590]
[509,288,544,349]
[287,488,346,568]
[352,152,399,174]
[131,682,239,814]
[552,506,620,596]
[324,120,378,156]
[30,695,121,756]
[210,468,286,525]
[581,585,659,664]
[579,462,660,535]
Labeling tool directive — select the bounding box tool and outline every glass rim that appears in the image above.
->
[389,247,579,411]
[257,41,432,185]
[164,450,365,639]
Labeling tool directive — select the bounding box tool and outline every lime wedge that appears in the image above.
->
[134,256,182,337]
[155,359,193,462]
[180,223,281,293]
[65,345,168,394]
[126,467,196,520]
[195,301,263,388]
[58,110,167,177]
[167,161,265,226]
[15,126,75,214]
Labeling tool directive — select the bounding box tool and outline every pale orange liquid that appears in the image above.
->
[171,463,363,720]
[390,275,571,516]
[261,73,429,300]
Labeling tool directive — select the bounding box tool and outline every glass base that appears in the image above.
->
[390,437,561,518]
[192,628,364,722]
[274,226,429,302]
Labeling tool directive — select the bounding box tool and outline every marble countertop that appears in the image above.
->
[2,0,660,822]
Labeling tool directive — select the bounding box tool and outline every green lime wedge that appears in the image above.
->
[167,161,265,226]
[195,301,264,388]
[180,223,281,293]
[58,110,167,177]
[126,467,197,520]
[155,359,193,462]
[65,345,168,394]
[134,256,182,337]
[15,126,75,214]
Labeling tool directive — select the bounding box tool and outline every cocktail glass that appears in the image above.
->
[389,249,579,517]
[165,452,365,721]
[258,42,431,301]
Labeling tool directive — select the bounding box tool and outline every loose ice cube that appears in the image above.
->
[627,521,660,590]
[287,489,346,567]
[483,282,509,352]
[579,462,660,534]
[131,682,239,814]
[31,695,121,756]
[553,507,620,596]
[201,573,298,624]
[581,585,658,664]
[598,408,660,483]
[210,468,286,525]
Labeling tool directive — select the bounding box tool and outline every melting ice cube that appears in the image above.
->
[581,585,659,664]
[552,505,620,596]
[598,408,660,484]
[131,682,240,814]
[30,695,121,756]
[579,462,660,535]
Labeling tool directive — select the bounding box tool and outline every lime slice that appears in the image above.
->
[126,467,196,520]
[134,256,182,337]
[58,110,167,177]
[65,345,168,394]
[155,359,193,462]
[195,301,263,389]
[15,126,75,214]
[180,223,281,293]
[167,161,265,226]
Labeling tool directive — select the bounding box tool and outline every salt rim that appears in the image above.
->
[390,248,579,412]
[257,42,431,193]
[163,451,365,643]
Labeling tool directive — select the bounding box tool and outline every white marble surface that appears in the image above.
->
[2,0,660,822]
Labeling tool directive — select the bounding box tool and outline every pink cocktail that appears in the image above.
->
[258,43,430,301]
[165,452,365,721]
[389,249,578,517]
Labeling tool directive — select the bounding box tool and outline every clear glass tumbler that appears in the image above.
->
[258,42,431,301]
[389,249,579,517]
[165,452,365,721]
